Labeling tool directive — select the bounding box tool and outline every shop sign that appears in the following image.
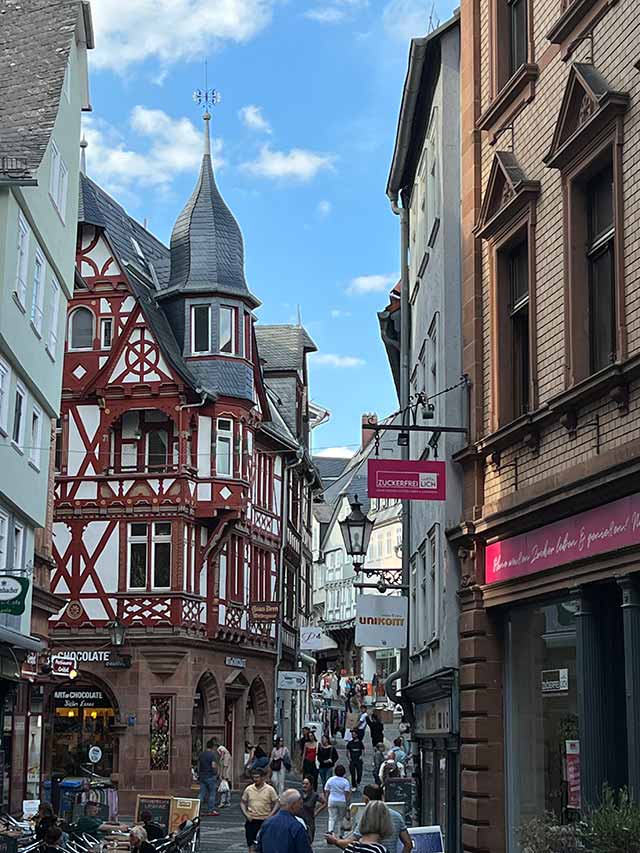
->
[566,740,581,809]
[485,492,640,584]
[368,460,446,501]
[414,698,451,736]
[249,602,280,622]
[541,668,569,694]
[225,656,246,668]
[88,745,102,764]
[300,626,337,650]
[278,671,308,690]
[53,689,110,709]
[355,595,408,649]
[21,651,38,679]
[52,650,112,676]
[0,576,29,615]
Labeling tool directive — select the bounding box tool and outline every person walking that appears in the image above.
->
[372,743,386,785]
[366,712,384,746]
[269,737,291,794]
[217,744,232,781]
[323,764,352,838]
[300,776,326,842]
[326,800,393,853]
[347,728,365,790]
[326,784,412,853]
[391,737,407,765]
[317,735,339,789]
[355,710,368,741]
[240,769,278,853]
[301,731,319,790]
[198,738,220,816]
[256,789,312,853]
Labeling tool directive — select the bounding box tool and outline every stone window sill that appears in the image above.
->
[477,64,539,141]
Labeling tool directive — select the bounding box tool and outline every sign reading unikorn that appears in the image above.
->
[355,595,408,649]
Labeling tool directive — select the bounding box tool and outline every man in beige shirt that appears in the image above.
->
[240,769,278,852]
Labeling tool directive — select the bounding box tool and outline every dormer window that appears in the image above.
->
[219,306,236,355]
[191,305,211,354]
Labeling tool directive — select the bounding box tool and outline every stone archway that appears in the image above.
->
[192,671,223,771]
[246,676,271,753]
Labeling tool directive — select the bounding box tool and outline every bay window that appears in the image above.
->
[191,305,210,354]
[219,306,235,354]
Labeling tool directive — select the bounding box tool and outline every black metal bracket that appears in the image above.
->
[368,424,468,435]
[489,450,519,490]
[354,581,409,592]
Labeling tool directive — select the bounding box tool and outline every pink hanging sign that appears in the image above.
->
[485,492,640,584]
[368,459,446,501]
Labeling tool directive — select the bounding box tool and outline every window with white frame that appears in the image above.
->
[216,418,233,477]
[13,522,24,572]
[47,277,60,358]
[426,108,440,244]
[419,544,428,648]
[29,405,42,469]
[54,418,63,472]
[12,382,26,449]
[127,522,172,590]
[31,250,46,334]
[0,511,8,571]
[69,307,94,350]
[427,525,440,641]
[49,142,68,220]
[191,305,210,354]
[410,554,418,652]
[219,306,235,354]
[15,214,29,307]
[427,314,438,416]
[0,358,10,434]
[100,317,113,349]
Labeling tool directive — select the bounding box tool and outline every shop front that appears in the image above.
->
[50,686,118,778]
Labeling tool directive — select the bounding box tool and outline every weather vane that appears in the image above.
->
[193,60,221,114]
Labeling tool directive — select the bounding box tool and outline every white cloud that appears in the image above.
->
[90,0,274,71]
[82,108,223,197]
[239,105,272,134]
[313,353,366,368]
[347,273,397,295]
[382,0,434,41]
[318,199,332,217]
[305,0,368,23]
[330,309,351,318]
[242,145,335,181]
[315,446,356,458]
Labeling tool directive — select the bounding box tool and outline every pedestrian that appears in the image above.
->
[129,826,156,853]
[256,789,312,853]
[198,738,220,816]
[356,709,368,741]
[295,726,310,773]
[372,743,386,785]
[300,775,326,842]
[317,735,339,789]
[326,800,393,853]
[326,784,412,853]
[34,803,58,842]
[366,712,384,746]
[324,763,352,838]
[391,737,408,765]
[248,744,270,774]
[240,769,278,853]
[380,754,404,790]
[269,737,291,794]
[347,728,365,790]
[217,744,232,781]
[138,810,165,841]
[302,731,319,790]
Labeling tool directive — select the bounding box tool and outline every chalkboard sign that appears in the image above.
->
[384,778,416,826]
[135,796,172,834]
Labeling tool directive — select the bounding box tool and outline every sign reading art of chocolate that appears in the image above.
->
[53,689,111,709]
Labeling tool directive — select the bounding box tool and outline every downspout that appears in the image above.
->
[385,191,414,726]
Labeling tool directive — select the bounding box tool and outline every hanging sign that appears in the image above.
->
[355,595,408,649]
[277,671,308,690]
[368,460,446,501]
[0,576,29,615]
[565,740,581,809]
[249,602,280,622]
[300,626,337,650]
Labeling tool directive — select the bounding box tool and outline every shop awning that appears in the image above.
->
[0,625,45,652]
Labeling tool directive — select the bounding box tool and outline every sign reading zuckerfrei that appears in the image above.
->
[368,459,446,501]
[355,595,408,649]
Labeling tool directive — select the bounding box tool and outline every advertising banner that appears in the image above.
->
[355,595,408,649]
[368,460,446,501]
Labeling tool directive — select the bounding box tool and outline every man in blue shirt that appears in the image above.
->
[256,789,312,853]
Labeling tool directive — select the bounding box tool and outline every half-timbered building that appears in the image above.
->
[46,113,318,808]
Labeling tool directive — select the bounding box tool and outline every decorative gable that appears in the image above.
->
[476,151,540,241]
[78,225,123,279]
[545,63,629,171]
[105,316,175,386]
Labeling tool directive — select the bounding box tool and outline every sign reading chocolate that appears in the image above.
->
[485,493,640,584]
[368,459,446,501]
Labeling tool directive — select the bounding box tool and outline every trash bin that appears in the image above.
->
[58,778,84,820]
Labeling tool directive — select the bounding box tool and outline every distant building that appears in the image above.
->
[0,0,93,810]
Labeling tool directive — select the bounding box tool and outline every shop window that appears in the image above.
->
[150,696,171,770]
[191,305,210,354]
[216,418,233,477]
[51,687,115,779]
[68,307,94,351]
[127,522,172,590]
[219,306,236,355]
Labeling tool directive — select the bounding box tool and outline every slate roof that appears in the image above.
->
[313,456,351,487]
[0,0,86,179]
[164,116,259,306]
[255,325,318,372]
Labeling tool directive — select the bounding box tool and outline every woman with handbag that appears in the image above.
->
[269,737,291,794]
[317,735,339,789]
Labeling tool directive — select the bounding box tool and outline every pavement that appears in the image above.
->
[199,721,401,852]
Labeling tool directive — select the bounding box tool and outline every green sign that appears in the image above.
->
[0,576,29,615]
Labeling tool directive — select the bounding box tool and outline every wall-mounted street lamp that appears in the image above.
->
[339,496,374,574]
[109,618,126,647]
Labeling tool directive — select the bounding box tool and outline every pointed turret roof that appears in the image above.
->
[163,112,260,307]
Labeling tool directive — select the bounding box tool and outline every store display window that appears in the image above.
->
[51,687,116,776]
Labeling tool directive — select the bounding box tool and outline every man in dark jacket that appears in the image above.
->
[256,790,312,853]
[346,729,365,790]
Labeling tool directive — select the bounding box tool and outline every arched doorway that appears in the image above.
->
[192,672,221,775]
[246,677,271,752]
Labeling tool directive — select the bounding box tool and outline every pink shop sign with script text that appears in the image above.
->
[485,493,640,584]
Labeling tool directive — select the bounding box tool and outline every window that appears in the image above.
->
[509,239,530,415]
[410,555,418,652]
[31,251,45,334]
[152,523,172,588]
[54,418,63,472]
[13,522,24,572]
[128,523,148,588]
[69,307,94,350]
[427,526,439,641]
[426,111,440,244]
[12,383,25,449]
[587,164,615,373]
[100,318,113,350]
[0,358,10,434]
[191,305,210,354]
[219,307,235,354]
[15,214,29,307]
[216,418,233,477]
[49,142,68,220]
[128,522,171,590]
[29,405,42,469]
[427,316,438,412]
[0,511,7,571]
[46,277,60,358]
[146,429,168,471]
[244,314,252,360]
[508,0,528,77]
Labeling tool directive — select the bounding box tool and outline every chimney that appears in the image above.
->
[362,413,378,449]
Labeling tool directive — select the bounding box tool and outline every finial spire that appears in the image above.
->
[203,111,211,156]
[193,60,221,159]
[80,135,88,175]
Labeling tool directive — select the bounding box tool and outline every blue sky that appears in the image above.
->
[85,0,455,456]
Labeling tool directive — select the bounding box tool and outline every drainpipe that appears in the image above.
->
[178,389,207,470]
[385,191,414,726]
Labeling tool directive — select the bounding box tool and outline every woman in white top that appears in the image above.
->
[269,737,290,794]
[324,763,352,837]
